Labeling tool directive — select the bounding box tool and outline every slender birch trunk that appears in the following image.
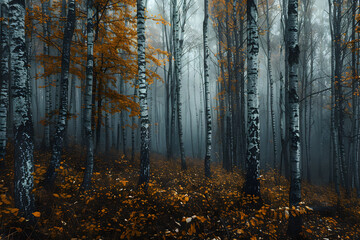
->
[0,0,9,166]
[203,0,211,177]
[81,0,94,190]
[328,0,340,194]
[282,0,290,179]
[331,0,346,193]
[239,9,246,169]
[44,0,76,187]
[244,0,260,197]
[287,0,302,235]
[173,0,186,170]
[137,0,150,186]
[266,0,277,169]
[10,0,35,218]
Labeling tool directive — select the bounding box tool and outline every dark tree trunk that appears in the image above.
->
[44,0,76,187]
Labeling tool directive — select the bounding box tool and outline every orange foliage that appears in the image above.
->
[29,0,167,126]
[1,144,360,239]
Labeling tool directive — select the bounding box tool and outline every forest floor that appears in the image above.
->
[0,145,360,239]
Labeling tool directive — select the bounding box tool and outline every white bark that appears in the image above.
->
[9,0,35,218]
[137,0,150,186]
[81,0,94,190]
[173,0,187,170]
[0,0,9,164]
[287,0,301,235]
[244,0,261,197]
[203,0,211,177]
[288,0,301,207]
[266,0,277,169]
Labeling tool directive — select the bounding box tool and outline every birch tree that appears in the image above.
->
[173,0,187,170]
[287,0,302,235]
[81,0,95,190]
[137,0,150,186]
[265,0,277,168]
[44,0,76,187]
[0,0,9,166]
[203,0,211,177]
[10,0,35,217]
[244,0,261,197]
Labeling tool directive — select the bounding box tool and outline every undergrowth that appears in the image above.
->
[0,145,360,239]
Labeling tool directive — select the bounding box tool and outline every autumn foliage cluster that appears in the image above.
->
[0,144,359,239]
[30,0,167,125]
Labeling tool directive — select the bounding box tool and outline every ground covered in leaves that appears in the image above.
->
[1,145,360,239]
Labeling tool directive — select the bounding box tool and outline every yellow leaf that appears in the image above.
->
[306,229,312,233]
[8,208,19,216]
[32,211,41,217]
[1,194,11,205]
[196,216,207,223]
[53,194,60,198]
[120,180,128,186]
[250,219,256,226]
[19,217,25,222]
[236,229,244,234]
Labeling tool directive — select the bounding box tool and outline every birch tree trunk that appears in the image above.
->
[282,0,290,179]
[328,0,340,194]
[81,0,94,190]
[287,0,302,235]
[10,0,35,218]
[330,0,346,194]
[137,0,150,186]
[203,0,211,177]
[0,0,9,166]
[244,0,260,197]
[239,9,246,169]
[44,0,76,187]
[173,0,186,170]
[266,0,277,169]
